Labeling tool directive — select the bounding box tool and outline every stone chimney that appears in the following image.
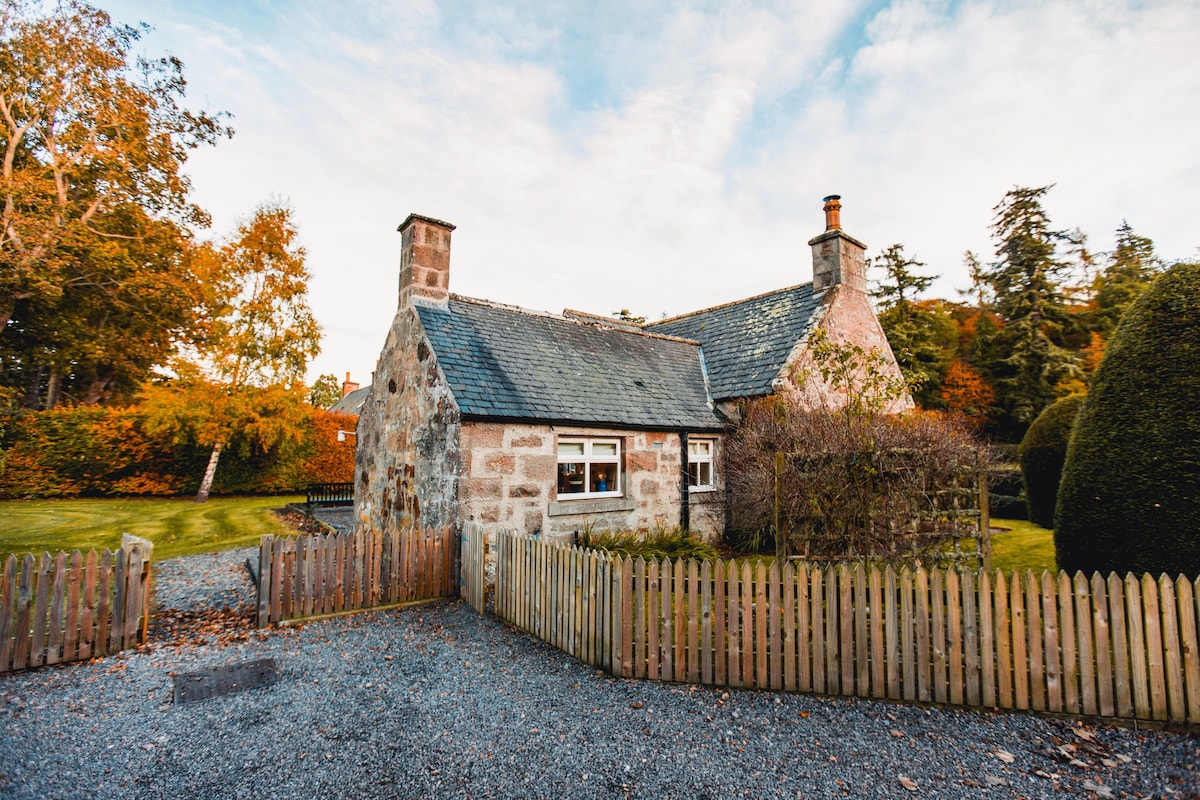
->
[398,213,456,307]
[808,195,867,293]
[341,372,359,398]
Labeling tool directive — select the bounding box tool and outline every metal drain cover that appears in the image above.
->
[174,658,278,704]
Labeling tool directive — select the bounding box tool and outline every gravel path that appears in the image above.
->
[1,547,1196,800]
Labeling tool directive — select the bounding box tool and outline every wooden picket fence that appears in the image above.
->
[490,529,1200,725]
[256,526,457,627]
[0,534,154,674]
[493,530,615,671]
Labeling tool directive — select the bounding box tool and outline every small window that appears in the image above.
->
[688,438,715,490]
[557,437,621,499]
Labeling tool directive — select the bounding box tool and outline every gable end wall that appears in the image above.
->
[354,305,461,535]
[777,286,913,413]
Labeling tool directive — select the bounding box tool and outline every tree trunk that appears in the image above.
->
[196,440,224,503]
[81,373,113,405]
[44,370,62,410]
[23,364,43,409]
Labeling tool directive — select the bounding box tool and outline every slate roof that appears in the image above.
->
[416,297,723,431]
[329,386,369,415]
[646,284,824,402]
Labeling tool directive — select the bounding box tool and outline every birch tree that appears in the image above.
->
[142,202,321,501]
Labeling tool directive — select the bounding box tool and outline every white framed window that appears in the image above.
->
[688,438,716,490]
[557,437,622,499]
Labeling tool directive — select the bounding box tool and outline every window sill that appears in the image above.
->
[688,485,717,493]
[548,496,636,516]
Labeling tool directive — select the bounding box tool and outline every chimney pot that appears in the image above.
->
[822,195,842,231]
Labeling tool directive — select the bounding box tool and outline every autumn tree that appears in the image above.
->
[141,203,321,501]
[0,0,229,404]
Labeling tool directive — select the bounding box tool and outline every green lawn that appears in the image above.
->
[990,517,1057,574]
[0,495,304,561]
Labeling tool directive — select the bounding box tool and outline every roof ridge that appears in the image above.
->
[447,294,701,346]
[648,281,820,326]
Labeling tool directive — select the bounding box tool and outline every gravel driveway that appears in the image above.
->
[1,547,1196,799]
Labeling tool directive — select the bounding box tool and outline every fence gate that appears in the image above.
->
[256,526,458,627]
[460,523,487,614]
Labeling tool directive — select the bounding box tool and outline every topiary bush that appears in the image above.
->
[1054,261,1200,576]
[1019,394,1086,528]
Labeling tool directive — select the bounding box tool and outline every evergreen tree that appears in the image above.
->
[1091,221,1162,335]
[982,185,1081,437]
[871,244,935,310]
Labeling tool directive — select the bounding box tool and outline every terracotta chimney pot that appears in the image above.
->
[823,195,842,231]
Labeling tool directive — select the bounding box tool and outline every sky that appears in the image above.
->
[103,0,1200,389]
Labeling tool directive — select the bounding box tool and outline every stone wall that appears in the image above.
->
[354,304,461,536]
[458,421,725,542]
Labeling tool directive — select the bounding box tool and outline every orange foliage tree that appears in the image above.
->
[939,359,995,424]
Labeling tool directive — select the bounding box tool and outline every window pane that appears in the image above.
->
[591,463,617,493]
[558,462,586,493]
[559,442,585,456]
[688,461,712,487]
[592,441,618,456]
[689,440,711,457]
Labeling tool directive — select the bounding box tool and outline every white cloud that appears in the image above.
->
[105,0,1200,386]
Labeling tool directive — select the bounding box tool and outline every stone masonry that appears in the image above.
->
[458,422,723,541]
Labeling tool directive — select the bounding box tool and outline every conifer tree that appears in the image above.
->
[981,185,1081,436]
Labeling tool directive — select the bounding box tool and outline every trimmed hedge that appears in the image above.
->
[1018,394,1085,528]
[1055,262,1200,576]
[0,406,357,499]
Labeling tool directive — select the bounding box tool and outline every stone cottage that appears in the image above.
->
[354,196,906,542]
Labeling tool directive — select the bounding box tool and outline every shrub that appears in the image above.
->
[579,525,719,562]
[723,395,990,566]
[988,494,1028,521]
[1055,262,1200,576]
[1018,394,1085,527]
[0,405,356,499]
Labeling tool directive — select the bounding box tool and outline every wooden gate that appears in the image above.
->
[256,526,457,626]
[460,522,487,613]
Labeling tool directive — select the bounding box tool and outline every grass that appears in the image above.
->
[0,495,305,561]
[990,517,1057,573]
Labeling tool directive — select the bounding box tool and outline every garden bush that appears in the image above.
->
[1055,261,1200,576]
[987,464,1027,520]
[1018,394,1085,527]
[0,406,357,499]
[723,395,989,565]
